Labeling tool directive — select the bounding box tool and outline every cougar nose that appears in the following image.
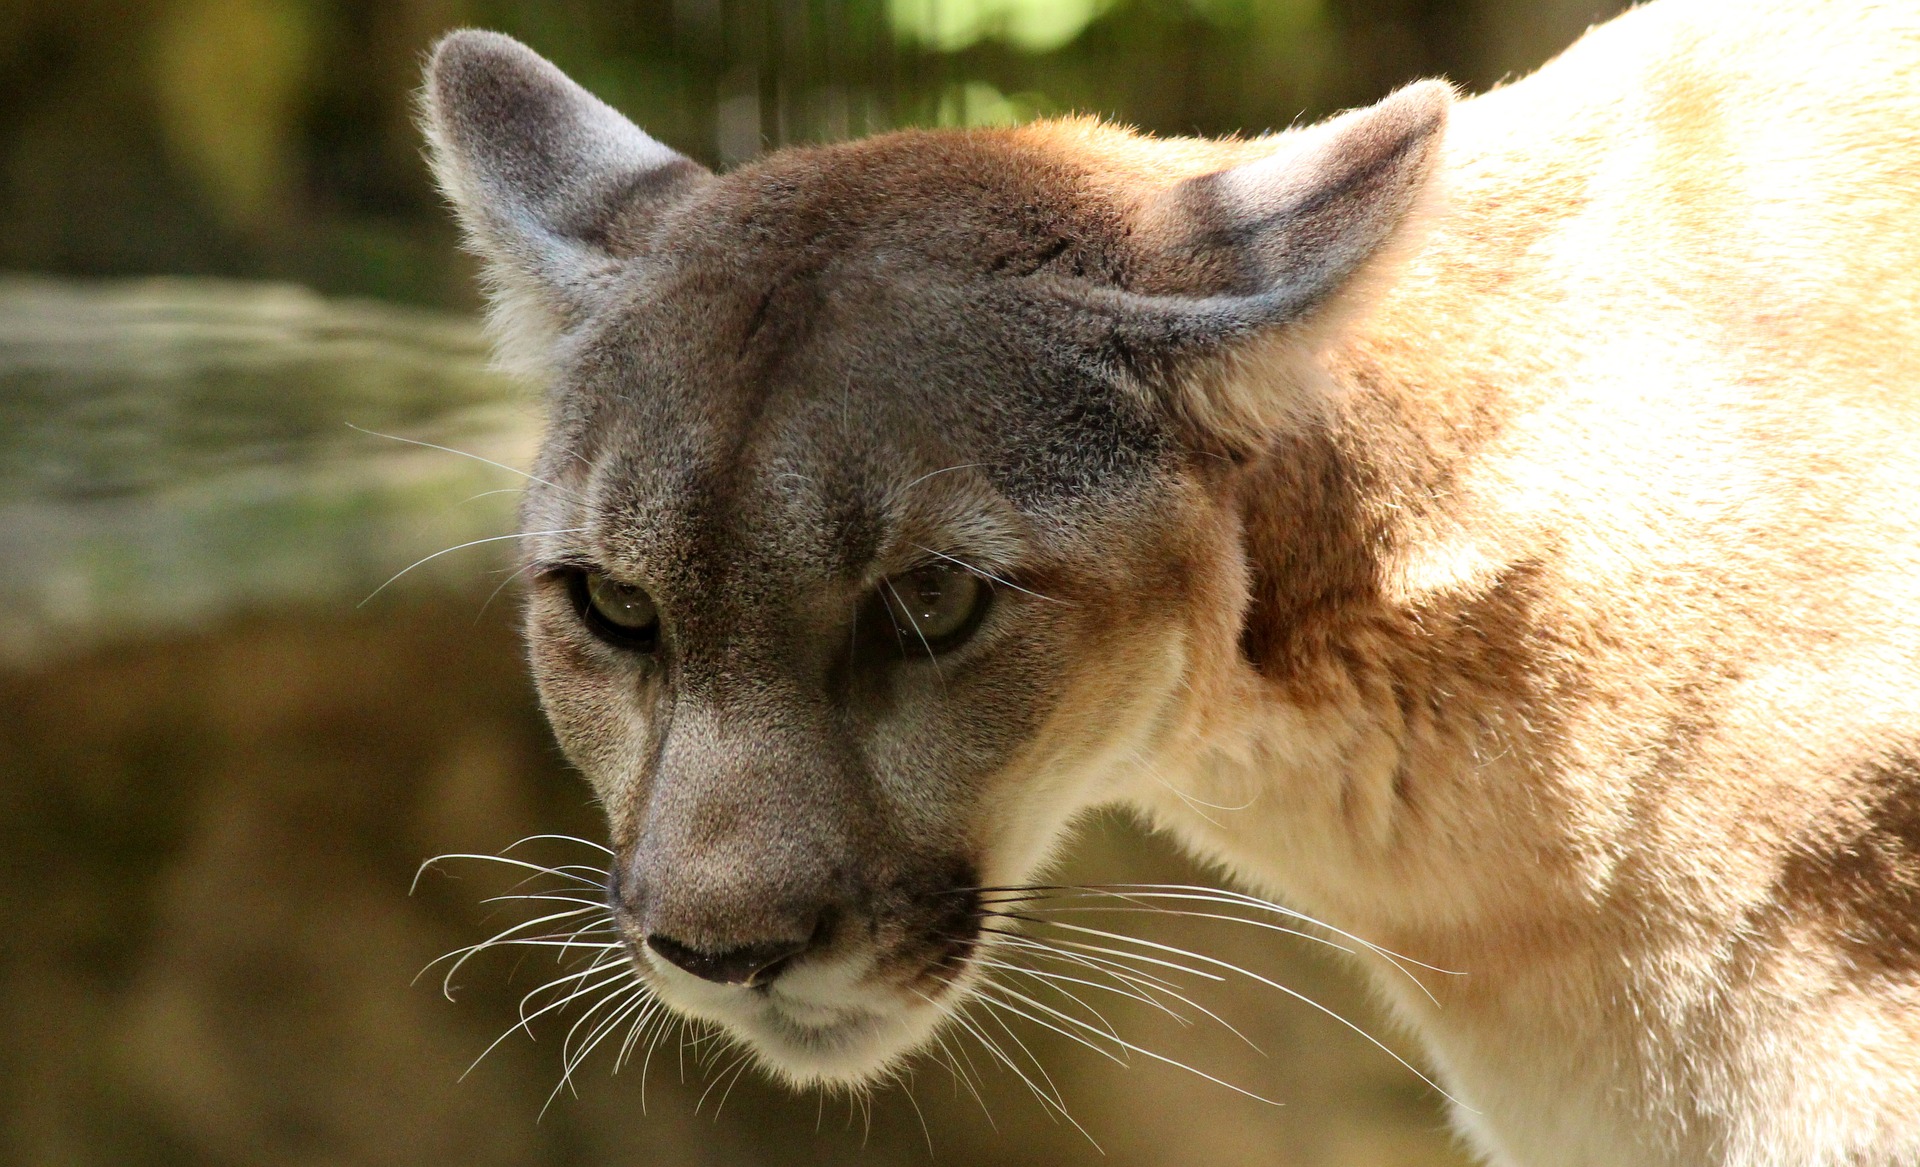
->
[645,933,809,987]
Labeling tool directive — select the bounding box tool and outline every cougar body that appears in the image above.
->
[422,2,1920,1163]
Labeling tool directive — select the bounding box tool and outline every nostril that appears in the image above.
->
[645,933,809,987]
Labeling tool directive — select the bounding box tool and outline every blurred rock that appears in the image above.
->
[0,276,537,665]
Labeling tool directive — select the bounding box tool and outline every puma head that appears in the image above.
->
[422,29,1447,1086]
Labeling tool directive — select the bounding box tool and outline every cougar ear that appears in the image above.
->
[422,30,710,375]
[1068,81,1451,446]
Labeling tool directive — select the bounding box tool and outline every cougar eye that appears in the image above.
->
[879,563,988,654]
[569,570,659,651]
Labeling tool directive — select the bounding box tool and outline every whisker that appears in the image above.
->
[359,528,588,608]
[615,996,669,1076]
[928,1026,996,1129]
[422,906,614,998]
[897,461,989,495]
[461,958,631,1081]
[638,1010,685,1113]
[975,955,1148,1029]
[909,544,1063,604]
[541,980,651,1115]
[1001,903,1358,962]
[1000,934,1267,1054]
[975,985,1128,1065]
[918,988,1092,1143]
[696,1049,753,1116]
[996,883,1459,977]
[454,486,530,505]
[975,953,1194,1032]
[1026,919,1465,1107]
[346,424,583,500]
[981,981,1284,1107]
[712,1049,757,1122]
[968,993,1085,1137]
[476,893,611,912]
[413,852,606,893]
[476,558,545,623]
[951,998,1106,1151]
[499,833,615,857]
[897,1065,936,1158]
[514,956,632,1026]
[981,925,1226,984]
[882,575,945,687]
[986,929,1188,993]
[970,881,1455,1002]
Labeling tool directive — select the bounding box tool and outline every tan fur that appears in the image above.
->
[1118,2,1920,1162]
[423,4,1920,1162]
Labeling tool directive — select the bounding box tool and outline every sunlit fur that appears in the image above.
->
[421,2,1920,1164]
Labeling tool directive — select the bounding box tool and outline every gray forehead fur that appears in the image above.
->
[420,28,1454,636]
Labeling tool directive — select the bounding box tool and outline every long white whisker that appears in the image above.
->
[975,985,1128,1065]
[950,998,1104,1149]
[897,462,989,495]
[615,996,668,1075]
[712,1049,757,1121]
[928,1026,996,1128]
[513,955,630,1024]
[882,576,946,688]
[346,424,583,500]
[982,981,1284,1108]
[461,959,632,1081]
[1033,919,1464,1107]
[969,992,1081,1128]
[541,980,651,1116]
[413,852,605,893]
[476,558,545,622]
[424,906,612,998]
[477,892,610,910]
[1043,883,1460,980]
[360,528,587,608]
[981,882,1453,1002]
[512,958,629,1025]
[561,980,651,1081]
[910,544,1063,604]
[992,928,1228,983]
[918,988,1088,1142]
[1007,902,1358,962]
[696,1049,753,1116]
[500,834,614,856]
[896,1065,936,1158]
[987,929,1188,995]
[977,955,1160,1027]
[1005,936,1268,1054]
[640,1011,686,1112]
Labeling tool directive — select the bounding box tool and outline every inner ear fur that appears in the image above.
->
[1073,81,1452,451]
[420,30,711,376]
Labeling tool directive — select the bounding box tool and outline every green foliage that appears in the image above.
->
[0,0,1628,305]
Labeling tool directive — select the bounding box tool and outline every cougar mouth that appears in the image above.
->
[632,884,988,1085]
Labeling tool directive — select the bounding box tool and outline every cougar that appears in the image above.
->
[419,1,1920,1162]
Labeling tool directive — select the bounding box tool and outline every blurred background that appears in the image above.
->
[2,2,1627,1164]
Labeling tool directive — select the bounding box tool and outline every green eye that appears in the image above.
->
[881,563,988,653]
[571,571,659,650]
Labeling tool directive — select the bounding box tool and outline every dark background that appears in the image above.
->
[1,3,1627,1164]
